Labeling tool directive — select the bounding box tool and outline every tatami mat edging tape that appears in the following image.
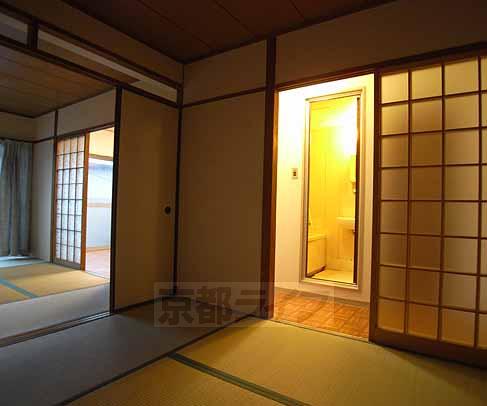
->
[0,278,37,298]
[169,353,310,406]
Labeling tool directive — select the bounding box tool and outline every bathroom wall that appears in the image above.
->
[309,97,357,273]
[275,74,374,304]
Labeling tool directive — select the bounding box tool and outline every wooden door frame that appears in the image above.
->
[260,40,487,368]
[301,91,363,286]
[80,132,90,271]
[51,131,89,270]
[51,125,114,271]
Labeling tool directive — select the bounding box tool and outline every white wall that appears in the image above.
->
[57,90,115,136]
[86,208,111,249]
[30,112,56,260]
[276,0,487,84]
[275,74,374,303]
[35,112,56,141]
[30,140,53,260]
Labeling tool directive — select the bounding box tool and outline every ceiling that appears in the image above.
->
[0,44,115,118]
[63,0,394,63]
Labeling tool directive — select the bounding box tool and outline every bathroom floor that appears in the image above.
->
[273,288,369,339]
[311,268,354,284]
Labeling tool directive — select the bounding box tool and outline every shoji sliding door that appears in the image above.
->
[373,52,487,367]
[53,134,88,269]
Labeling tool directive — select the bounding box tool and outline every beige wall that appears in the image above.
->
[177,0,487,313]
[115,90,178,310]
[179,92,265,313]
[89,128,114,158]
[3,0,182,83]
[35,112,56,141]
[183,41,266,104]
[0,112,35,141]
[275,74,374,303]
[57,90,115,136]
[276,0,487,84]
[30,139,53,261]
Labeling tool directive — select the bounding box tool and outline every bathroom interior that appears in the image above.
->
[273,74,374,339]
[306,94,359,285]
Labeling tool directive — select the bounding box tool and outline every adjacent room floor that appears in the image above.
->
[0,284,109,341]
[85,249,111,279]
[0,261,110,342]
[0,262,108,305]
[273,287,369,339]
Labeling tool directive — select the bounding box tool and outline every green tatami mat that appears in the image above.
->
[70,357,280,406]
[177,317,487,406]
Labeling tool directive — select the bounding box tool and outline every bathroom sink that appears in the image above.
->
[337,216,355,231]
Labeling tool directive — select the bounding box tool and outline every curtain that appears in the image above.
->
[0,139,32,256]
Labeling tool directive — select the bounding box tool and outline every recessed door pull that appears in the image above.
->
[164,206,171,215]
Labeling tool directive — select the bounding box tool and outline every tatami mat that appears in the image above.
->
[177,318,487,406]
[0,264,107,304]
[0,300,245,405]
[0,284,27,305]
[71,357,279,406]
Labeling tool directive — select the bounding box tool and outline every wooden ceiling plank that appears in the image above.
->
[0,86,54,111]
[64,0,211,62]
[140,0,251,51]
[0,46,109,92]
[0,76,74,104]
[214,0,305,37]
[62,0,395,62]
[0,101,39,117]
[291,0,392,22]
[0,57,111,99]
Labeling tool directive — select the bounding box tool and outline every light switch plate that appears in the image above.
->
[291,168,298,179]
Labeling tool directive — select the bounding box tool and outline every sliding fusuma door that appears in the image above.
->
[372,51,487,367]
[53,134,88,269]
[113,90,178,310]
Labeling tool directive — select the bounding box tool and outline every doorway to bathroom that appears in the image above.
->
[273,73,374,339]
[304,92,360,285]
